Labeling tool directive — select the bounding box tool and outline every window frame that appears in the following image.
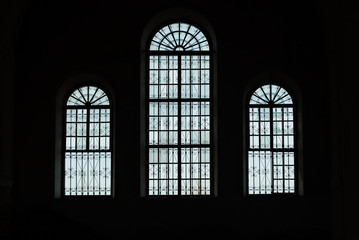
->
[55,76,115,199]
[140,12,218,198]
[243,76,304,197]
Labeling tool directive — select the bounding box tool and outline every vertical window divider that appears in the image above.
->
[270,102,274,194]
[199,55,202,193]
[75,110,79,195]
[178,54,182,195]
[281,107,285,192]
[189,55,193,195]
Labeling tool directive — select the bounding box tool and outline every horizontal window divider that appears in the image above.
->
[64,150,112,153]
[148,144,212,148]
[248,149,295,151]
[66,105,111,109]
[248,104,294,108]
[147,99,211,103]
[146,51,212,55]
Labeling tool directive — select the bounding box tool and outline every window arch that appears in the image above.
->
[149,22,210,51]
[145,21,214,196]
[63,85,113,196]
[247,84,298,195]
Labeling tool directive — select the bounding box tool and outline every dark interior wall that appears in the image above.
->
[0,0,343,239]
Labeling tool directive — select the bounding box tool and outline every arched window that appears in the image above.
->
[247,84,297,194]
[63,85,112,196]
[146,22,214,196]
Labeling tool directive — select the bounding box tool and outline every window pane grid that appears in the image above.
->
[64,152,111,196]
[248,85,295,195]
[272,152,295,193]
[148,25,212,196]
[148,147,210,195]
[64,86,112,196]
[248,151,272,194]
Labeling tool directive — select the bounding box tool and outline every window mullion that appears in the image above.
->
[86,107,90,152]
[167,56,170,195]
[270,104,274,194]
[199,55,202,194]
[156,55,160,195]
[86,106,90,196]
[178,54,182,195]
[189,55,193,195]
[75,109,79,195]
[282,107,285,193]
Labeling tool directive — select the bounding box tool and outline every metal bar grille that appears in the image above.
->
[248,85,295,195]
[64,86,112,196]
[147,54,212,196]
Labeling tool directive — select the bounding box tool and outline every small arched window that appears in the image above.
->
[63,86,112,196]
[247,84,297,194]
[146,22,213,196]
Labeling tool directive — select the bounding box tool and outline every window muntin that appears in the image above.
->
[248,84,296,194]
[64,86,112,196]
[147,22,212,196]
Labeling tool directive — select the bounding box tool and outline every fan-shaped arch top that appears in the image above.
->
[67,86,109,106]
[250,84,293,105]
[150,22,210,51]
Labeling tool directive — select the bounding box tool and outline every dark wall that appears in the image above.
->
[8,0,332,239]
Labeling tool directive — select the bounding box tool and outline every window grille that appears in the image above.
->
[64,86,112,196]
[247,84,296,194]
[147,23,213,196]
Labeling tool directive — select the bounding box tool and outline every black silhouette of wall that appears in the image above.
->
[1,0,358,239]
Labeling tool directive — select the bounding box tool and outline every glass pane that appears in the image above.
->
[201,85,210,98]
[149,85,158,99]
[201,131,210,144]
[66,109,76,122]
[149,56,158,69]
[191,85,200,98]
[169,117,177,130]
[66,123,76,136]
[77,123,86,136]
[169,85,178,99]
[159,85,168,99]
[149,102,158,115]
[191,69,200,83]
[201,102,210,115]
[149,148,158,163]
[77,109,87,122]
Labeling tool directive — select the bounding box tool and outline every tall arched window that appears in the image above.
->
[63,86,112,196]
[146,22,213,196]
[247,84,297,195]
